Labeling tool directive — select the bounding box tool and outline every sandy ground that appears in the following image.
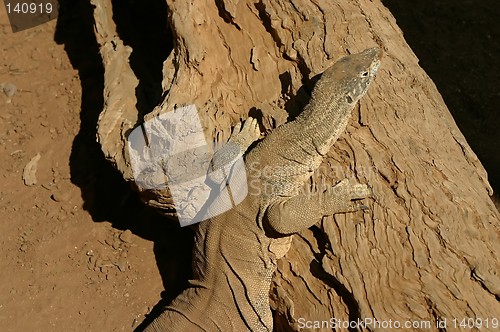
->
[0,6,194,332]
[0,1,498,332]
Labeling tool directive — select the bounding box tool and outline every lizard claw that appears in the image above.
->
[321,179,372,214]
[229,117,261,151]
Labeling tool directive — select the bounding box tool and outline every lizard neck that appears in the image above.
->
[245,92,353,199]
[295,91,353,156]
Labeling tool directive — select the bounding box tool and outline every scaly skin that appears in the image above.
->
[145,47,382,332]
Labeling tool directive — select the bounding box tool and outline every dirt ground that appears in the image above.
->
[0,1,498,332]
[0,3,191,332]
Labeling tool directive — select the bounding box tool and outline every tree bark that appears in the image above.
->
[91,0,500,330]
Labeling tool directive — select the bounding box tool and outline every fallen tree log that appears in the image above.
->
[91,0,500,330]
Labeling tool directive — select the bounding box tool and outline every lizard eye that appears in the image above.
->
[361,71,369,77]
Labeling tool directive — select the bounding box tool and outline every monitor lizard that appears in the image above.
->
[144,47,382,332]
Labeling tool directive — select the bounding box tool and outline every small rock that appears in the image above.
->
[112,239,120,250]
[1,83,17,104]
[51,191,70,202]
[41,184,53,190]
[119,229,133,243]
[116,258,127,272]
[1,83,17,97]
[19,243,28,252]
[22,153,41,186]
[93,257,102,271]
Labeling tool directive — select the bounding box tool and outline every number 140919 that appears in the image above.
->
[6,2,53,14]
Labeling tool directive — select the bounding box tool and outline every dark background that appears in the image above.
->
[383,0,500,198]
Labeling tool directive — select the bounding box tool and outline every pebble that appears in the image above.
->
[119,229,133,243]
[1,82,17,103]
[22,153,41,186]
[112,239,120,250]
[1,82,17,97]
[19,243,28,252]
[51,191,70,203]
[116,258,127,272]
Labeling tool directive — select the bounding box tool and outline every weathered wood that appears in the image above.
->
[92,0,500,330]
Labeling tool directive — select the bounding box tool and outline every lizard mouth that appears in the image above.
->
[371,60,381,77]
[369,48,383,76]
[358,47,382,80]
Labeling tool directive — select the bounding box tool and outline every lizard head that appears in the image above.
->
[318,47,382,105]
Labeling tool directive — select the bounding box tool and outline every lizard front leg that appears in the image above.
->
[265,179,372,235]
[208,117,260,178]
[199,117,260,219]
